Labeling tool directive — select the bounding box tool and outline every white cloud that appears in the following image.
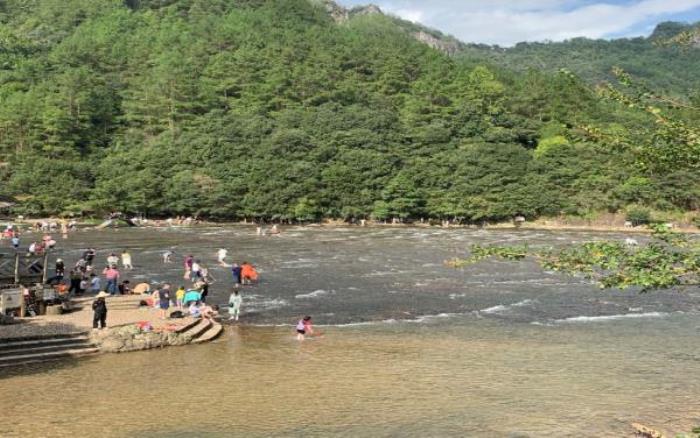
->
[338,0,700,46]
[393,8,424,23]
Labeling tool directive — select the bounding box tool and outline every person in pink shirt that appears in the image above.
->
[103,266,120,295]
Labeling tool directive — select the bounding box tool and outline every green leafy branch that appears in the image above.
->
[451,226,700,292]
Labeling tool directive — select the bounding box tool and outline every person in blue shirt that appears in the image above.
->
[231,263,242,285]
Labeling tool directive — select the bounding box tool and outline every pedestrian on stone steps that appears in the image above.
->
[92,291,109,330]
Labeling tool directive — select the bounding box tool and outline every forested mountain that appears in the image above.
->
[460,22,700,98]
[0,0,697,221]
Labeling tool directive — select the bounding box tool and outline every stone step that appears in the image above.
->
[184,318,212,340]
[0,341,96,358]
[0,332,88,344]
[192,323,223,344]
[0,336,91,353]
[176,319,200,334]
[0,347,100,368]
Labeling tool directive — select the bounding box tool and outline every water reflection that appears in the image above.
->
[2,315,700,437]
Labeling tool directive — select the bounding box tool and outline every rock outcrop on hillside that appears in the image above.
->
[315,0,462,55]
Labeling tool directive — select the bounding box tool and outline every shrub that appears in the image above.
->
[626,206,652,226]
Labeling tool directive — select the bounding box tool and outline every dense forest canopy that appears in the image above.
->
[0,0,698,221]
[460,21,700,98]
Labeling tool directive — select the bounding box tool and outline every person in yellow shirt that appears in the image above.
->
[175,285,186,310]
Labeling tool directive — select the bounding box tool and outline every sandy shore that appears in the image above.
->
[0,295,195,340]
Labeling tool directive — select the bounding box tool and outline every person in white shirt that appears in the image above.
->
[228,290,242,321]
[107,253,119,267]
[121,250,133,269]
[190,260,202,281]
[217,248,228,266]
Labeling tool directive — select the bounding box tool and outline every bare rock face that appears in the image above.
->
[350,4,382,17]
[413,31,462,56]
[315,0,382,23]
[318,0,349,23]
[315,1,460,55]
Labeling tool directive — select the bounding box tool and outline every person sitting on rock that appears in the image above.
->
[200,304,219,321]
[189,301,201,318]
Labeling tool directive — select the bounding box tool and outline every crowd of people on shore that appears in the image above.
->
[3,220,316,340]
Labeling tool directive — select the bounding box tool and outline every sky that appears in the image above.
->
[337,0,700,46]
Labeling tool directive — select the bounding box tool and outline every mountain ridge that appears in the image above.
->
[0,0,697,220]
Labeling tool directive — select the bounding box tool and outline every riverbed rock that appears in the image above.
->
[631,423,666,438]
[95,324,190,353]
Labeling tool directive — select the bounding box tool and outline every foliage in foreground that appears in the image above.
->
[450,225,700,292]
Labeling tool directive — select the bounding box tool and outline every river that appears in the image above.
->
[1,226,699,436]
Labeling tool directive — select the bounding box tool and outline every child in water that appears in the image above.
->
[296,316,313,341]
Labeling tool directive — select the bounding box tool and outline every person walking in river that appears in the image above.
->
[121,250,133,270]
[183,254,193,279]
[92,291,109,330]
[217,248,228,266]
[231,263,242,286]
[107,252,119,267]
[190,259,202,281]
[296,316,314,341]
[83,248,96,267]
[163,250,173,264]
[240,262,258,284]
[228,289,242,321]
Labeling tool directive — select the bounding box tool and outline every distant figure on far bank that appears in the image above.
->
[269,224,280,235]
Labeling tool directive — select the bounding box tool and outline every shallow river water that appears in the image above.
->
[1,226,700,436]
